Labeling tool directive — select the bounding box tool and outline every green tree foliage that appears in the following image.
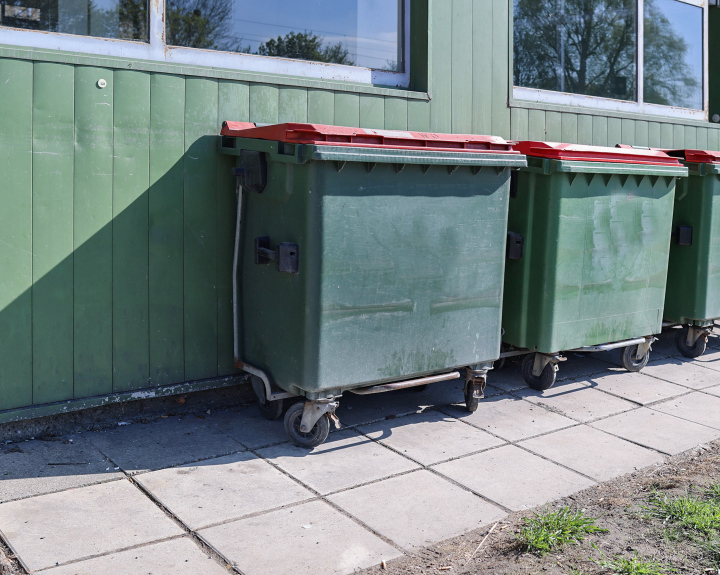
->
[513,0,637,100]
[257,31,353,65]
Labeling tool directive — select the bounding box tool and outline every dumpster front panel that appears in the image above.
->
[664,169,720,324]
[238,151,512,396]
[316,162,510,391]
[503,165,676,353]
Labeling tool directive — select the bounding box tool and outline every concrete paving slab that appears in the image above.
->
[87,415,244,474]
[433,445,595,511]
[0,435,122,503]
[210,406,290,449]
[357,410,503,465]
[334,379,466,428]
[439,394,577,442]
[135,452,315,530]
[581,371,687,405]
[516,380,637,423]
[257,429,419,495]
[651,392,720,431]
[328,470,506,550]
[43,537,228,575]
[519,425,664,482]
[642,358,720,390]
[0,479,182,572]
[591,408,720,455]
[681,348,720,371]
[485,359,526,394]
[199,499,401,575]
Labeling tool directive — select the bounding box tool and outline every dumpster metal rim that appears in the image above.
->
[303,145,528,167]
[525,158,688,177]
[348,371,461,394]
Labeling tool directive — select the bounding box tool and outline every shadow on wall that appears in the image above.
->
[0,135,240,414]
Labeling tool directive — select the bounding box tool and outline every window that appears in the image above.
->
[0,0,410,87]
[0,0,148,39]
[513,0,707,119]
[168,0,404,73]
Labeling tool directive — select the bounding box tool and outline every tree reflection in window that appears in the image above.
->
[644,0,702,110]
[514,0,637,101]
[0,0,148,40]
[167,0,403,71]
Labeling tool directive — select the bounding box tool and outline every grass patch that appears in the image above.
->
[646,489,720,537]
[596,554,668,575]
[516,506,607,555]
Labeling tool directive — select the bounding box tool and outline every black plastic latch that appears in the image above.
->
[676,225,693,247]
[507,231,525,260]
[233,150,267,194]
[255,236,299,273]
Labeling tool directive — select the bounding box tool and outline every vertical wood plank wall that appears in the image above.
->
[0,0,718,412]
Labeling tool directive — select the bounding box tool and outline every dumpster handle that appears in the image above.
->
[232,178,290,402]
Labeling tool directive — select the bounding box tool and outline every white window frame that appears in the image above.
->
[512,0,709,121]
[0,0,411,88]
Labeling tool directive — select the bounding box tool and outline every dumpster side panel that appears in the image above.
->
[665,173,720,324]
[504,167,675,353]
[238,155,312,395]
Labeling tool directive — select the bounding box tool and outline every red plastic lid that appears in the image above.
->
[221,122,520,154]
[514,141,682,166]
[665,149,720,164]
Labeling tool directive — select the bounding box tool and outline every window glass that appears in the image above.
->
[167,0,404,72]
[644,0,703,110]
[513,0,637,101]
[0,0,148,39]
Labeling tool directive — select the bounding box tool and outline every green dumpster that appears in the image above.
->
[663,149,720,358]
[501,141,687,390]
[219,122,527,447]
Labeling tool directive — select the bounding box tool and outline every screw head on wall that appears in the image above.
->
[97,79,107,89]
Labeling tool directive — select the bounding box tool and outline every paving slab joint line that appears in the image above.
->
[433,404,581,444]
[0,527,28,575]
[124,475,243,574]
[243,445,410,555]
[347,425,514,515]
[0,474,127,505]
[81,442,244,575]
[646,404,720,434]
[124,445,250,477]
[27,534,188,574]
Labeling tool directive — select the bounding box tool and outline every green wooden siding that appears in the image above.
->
[1,0,720,415]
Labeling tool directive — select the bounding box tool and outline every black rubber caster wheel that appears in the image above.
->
[257,397,284,420]
[493,356,506,370]
[675,327,707,358]
[284,402,330,448]
[621,344,650,372]
[522,353,557,391]
[464,383,480,412]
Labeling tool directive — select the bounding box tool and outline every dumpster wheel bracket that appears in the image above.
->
[299,400,339,434]
[532,353,565,378]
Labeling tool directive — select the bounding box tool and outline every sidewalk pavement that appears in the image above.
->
[2,329,720,574]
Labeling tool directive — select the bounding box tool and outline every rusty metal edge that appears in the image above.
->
[0,375,248,425]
